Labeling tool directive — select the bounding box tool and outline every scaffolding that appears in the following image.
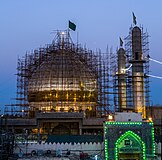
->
[125,26,150,111]
[111,26,150,114]
[110,48,118,112]
[6,30,111,118]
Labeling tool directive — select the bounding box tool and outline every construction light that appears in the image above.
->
[108,115,113,120]
[148,117,152,122]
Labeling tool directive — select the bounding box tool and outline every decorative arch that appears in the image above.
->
[68,108,74,112]
[115,130,146,160]
[52,125,70,135]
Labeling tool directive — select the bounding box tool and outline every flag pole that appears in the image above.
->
[77,31,79,48]
[119,37,123,48]
[132,12,137,26]
[67,21,70,46]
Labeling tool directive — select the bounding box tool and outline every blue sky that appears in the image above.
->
[0,0,162,113]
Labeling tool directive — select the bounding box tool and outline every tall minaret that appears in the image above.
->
[117,38,127,111]
[130,26,146,118]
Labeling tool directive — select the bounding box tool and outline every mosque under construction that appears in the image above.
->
[0,17,160,159]
[2,25,150,134]
[3,30,110,135]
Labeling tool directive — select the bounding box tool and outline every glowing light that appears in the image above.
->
[108,115,113,120]
[74,93,76,102]
[151,127,156,155]
[121,64,132,71]
[104,122,156,159]
[149,57,162,65]
[84,80,96,91]
[56,93,58,98]
[115,131,146,160]
[61,31,65,35]
[66,92,69,99]
[148,117,152,122]
[105,121,142,125]
[104,139,108,160]
[147,74,162,79]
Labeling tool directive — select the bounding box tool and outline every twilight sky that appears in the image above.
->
[0,0,162,113]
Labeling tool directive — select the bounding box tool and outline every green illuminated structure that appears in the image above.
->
[104,122,155,160]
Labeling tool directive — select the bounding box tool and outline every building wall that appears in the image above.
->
[14,142,104,157]
[146,106,162,136]
[14,142,161,159]
[146,106,162,120]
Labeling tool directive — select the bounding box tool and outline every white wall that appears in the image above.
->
[14,141,104,157]
[14,142,161,159]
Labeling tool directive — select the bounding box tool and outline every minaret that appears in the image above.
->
[130,26,146,118]
[117,39,127,111]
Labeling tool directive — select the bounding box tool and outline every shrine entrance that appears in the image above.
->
[115,131,146,160]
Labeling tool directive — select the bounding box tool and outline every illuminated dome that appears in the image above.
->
[28,52,96,92]
[27,47,98,113]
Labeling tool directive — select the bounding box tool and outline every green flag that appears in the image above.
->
[132,12,137,25]
[69,21,76,31]
[119,37,123,47]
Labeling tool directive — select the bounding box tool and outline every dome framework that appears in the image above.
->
[15,31,110,117]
